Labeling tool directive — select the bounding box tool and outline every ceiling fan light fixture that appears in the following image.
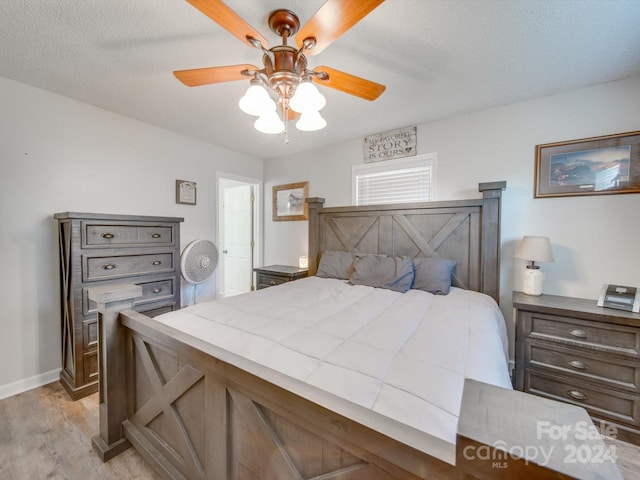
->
[254,111,285,134]
[239,84,275,116]
[289,81,326,114]
[176,4,386,141]
[296,110,326,132]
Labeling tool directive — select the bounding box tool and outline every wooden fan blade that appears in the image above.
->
[286,109,301,120]
[296,0,385,55]
[312,66,386,101]
[186,0,269,48]
[174,64,258,87]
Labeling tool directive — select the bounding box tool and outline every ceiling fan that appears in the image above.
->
[173,0,387,140]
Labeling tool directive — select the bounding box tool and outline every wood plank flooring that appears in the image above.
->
[1,381,638,479]
[0,381,160,479]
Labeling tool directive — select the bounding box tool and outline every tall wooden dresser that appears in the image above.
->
[54,212,184,400]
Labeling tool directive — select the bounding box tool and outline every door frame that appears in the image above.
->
[216,172,263,298]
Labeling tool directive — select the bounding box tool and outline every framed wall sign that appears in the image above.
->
[534,130,640,198]
[273,181,308,221]
[176,180,197,205]
[363,126,417,163]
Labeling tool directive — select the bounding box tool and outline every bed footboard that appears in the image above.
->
[88,285,622,480]
[89,285,456,479]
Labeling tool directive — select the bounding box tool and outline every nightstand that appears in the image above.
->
[254,265,308,290]
[513,291,640,446]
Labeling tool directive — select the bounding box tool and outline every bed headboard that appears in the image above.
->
[306,181,506,302]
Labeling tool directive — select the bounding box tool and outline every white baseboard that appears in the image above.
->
[0,368,61,401]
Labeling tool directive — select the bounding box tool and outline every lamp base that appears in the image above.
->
[522,265,544,296]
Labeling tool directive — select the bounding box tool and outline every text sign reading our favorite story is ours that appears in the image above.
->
[363,126,417,163]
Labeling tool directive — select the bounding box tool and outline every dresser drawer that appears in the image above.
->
[526,342,640,391]
[83,252,174,281]
[137,278,175,305]
[83,222,175,247]
[83,277,176,315]
[257,273,288,289]
[525,370,640,427]
[528,313,640,355]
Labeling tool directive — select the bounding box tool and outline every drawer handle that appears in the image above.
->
[152,260,161,266]
[270,280,276,285]
[568,329,588,339]
[102,264,116,270]
[151,233,161,238]
[102,233,114,239]
[567,390,588,401]
[152,287,162,294]
[568,360,587,370]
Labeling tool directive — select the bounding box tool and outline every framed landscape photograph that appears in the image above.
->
[273,181,308,221]
[534,131,640,198]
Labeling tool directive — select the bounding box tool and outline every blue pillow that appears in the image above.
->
[411,257,456,295]
[316,250,356,280]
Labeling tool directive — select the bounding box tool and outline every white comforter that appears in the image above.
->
[156,276,512,445]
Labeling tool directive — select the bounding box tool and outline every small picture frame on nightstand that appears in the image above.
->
[597,284,640,313]
[176,180,197,205]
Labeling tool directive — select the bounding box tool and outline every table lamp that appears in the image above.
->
[514,236,554,296]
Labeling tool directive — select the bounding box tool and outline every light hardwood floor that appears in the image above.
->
[0,381,160,479]
[1,381,638,479]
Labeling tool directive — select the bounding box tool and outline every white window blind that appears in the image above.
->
[352,154,436,206]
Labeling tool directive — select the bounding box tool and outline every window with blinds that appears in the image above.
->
[352,154,436,206]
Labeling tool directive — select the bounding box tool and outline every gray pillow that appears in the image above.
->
[349,254,414,293]
[411,257,456,295]
[316,250,356,280]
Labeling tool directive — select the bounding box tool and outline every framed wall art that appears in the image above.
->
[534,130,640,198]
[273,181,308,221]
[176,180,197,205]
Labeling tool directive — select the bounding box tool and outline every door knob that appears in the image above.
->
[223,249,228,254]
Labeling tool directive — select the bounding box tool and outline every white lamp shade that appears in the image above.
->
[514,236,554,263]
[239,84,276,116]
[296,111,326,131]
[290,82,326,113]
[254,111,284,134]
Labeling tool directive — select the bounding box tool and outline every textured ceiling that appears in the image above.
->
[1,1,639,160]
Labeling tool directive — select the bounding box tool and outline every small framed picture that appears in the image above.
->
[534,130,640,198]
[176,180,197,205]
[273,181,308,221]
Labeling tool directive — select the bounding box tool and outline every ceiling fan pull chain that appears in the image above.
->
[283,102,290,144]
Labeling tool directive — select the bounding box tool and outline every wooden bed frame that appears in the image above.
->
[306,181,504,302]
[87,181,621,479]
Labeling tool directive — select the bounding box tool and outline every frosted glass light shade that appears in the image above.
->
[254,111,284,134]
[514,236,554,263]
[296,111,326,131]
[239,84,276,116]
[290,82,326,113]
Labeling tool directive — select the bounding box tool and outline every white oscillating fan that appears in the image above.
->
[180,239,219,305]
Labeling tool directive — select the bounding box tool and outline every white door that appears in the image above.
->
[222,183,253,297]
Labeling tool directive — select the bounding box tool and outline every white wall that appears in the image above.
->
[0,76,263,398]
[2,73,638,396]
[264,76,640,360]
